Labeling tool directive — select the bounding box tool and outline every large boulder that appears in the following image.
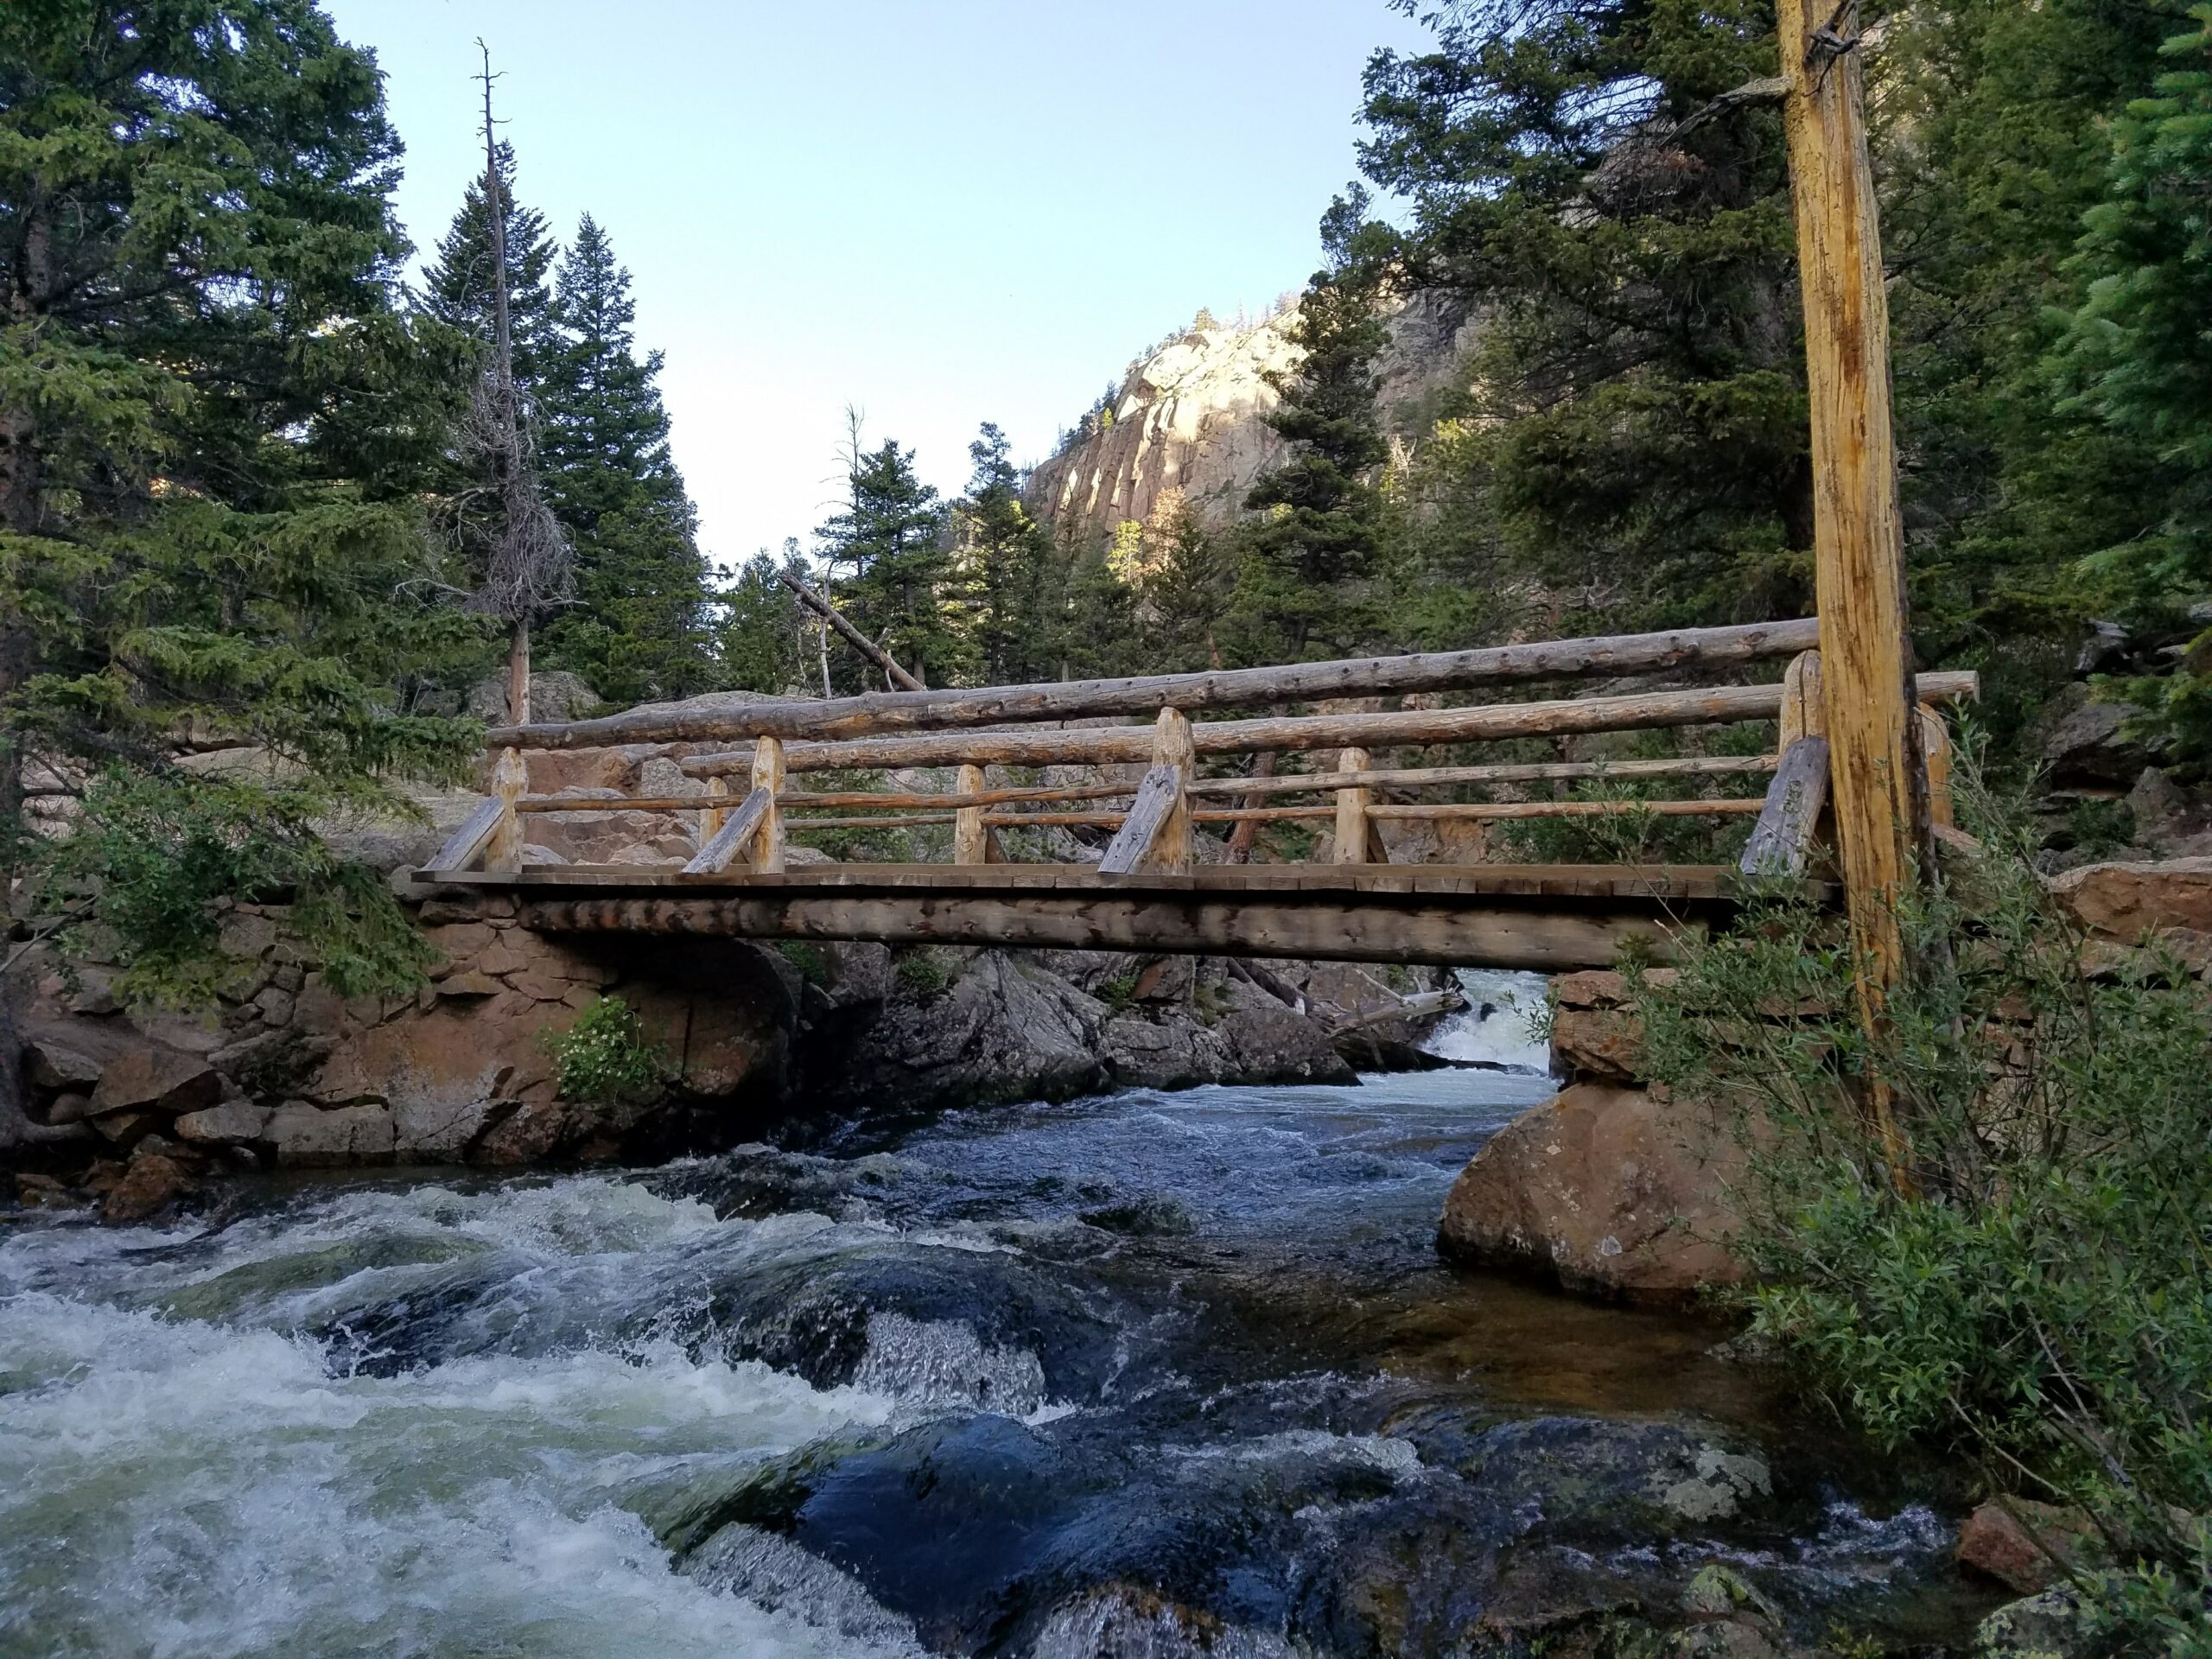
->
[2048,856,2212,963]
[90,1050,222,1118]
[2034,683,2158,787]
[1437,1081,1749,1301]
[467,669,600,723]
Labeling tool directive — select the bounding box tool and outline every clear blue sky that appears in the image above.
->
[320,0,1429,569]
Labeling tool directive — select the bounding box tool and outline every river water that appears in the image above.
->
[0,975,1976,1657]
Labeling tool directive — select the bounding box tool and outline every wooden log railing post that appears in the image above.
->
[1153,708,1194,874]
[1919,705,1954,830]
[1782,0,1926,1179]
[751,734,786,874]
[1778,650,1826,749]
[954,763,988,865]
[1334,747,1371,865]
[701,775,730,847]
[486,747,527,873]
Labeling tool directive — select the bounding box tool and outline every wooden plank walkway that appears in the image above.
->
[415,863,1802,970]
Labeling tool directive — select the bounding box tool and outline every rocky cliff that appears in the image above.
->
[1027,289,1482,548]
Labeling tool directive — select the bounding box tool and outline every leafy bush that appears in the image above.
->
[1096,971,1139,1009]
[1629,759,2211,1647]
[544,995,670,1108]
[893,948,954,997]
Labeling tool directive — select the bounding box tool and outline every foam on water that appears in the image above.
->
[1423,968,1554,1071]
[0,1185,940,1658]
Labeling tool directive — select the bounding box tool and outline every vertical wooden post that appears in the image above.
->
[1918,705,1954,829]
[1778,650,1827,749]
[954,763,989,865]
[1780,0,1927,1174]
[487,746,526,873]
[506,620,531,728]
[751,735,786,874]
[701,774,730,846]
[1153,708,1194,874]
[1334,747,1371,865]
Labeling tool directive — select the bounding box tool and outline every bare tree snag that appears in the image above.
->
[1780,0,1925,1176]
[751,735,786,874]
[1226,748,1276,864]
[777,568,924,692]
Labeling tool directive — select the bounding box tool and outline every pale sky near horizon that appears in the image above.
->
[319,1,1431,572]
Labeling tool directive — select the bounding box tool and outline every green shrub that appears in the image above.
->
[1630,756,2211,1647]
[893,948,954,997]
[1096,971,1139,1009]
[777,941,832,987]
[544,995,670,1107]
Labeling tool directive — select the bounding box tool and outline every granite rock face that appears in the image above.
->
[1028,289,1481,546]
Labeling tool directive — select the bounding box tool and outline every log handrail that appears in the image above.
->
[486,618,1823,750]
[677,670,1976,777]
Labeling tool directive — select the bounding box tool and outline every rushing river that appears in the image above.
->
[0,977,1979,1657]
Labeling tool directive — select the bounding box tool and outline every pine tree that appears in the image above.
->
[717,549,811,694]
[1359,0,1808,624]
[956,423,1052,683]
[420,141,560,397]
[815,437,967,689]
[537,214,715,702]
[2055,4,2212,761]
[1239,195,1393,658]
[0,0,482,1139]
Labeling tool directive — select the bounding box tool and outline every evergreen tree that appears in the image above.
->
[1358,0,1808,625]
[2055,4,2212,760]
[1240,198,1393,659]
[956,423,1052,683]
[537,214,715,703]
[716,547,810,694]
[0,0,482,1138]
[419,141,560,396]
[815,438,968,689]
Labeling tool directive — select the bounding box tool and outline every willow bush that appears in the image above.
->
[1625,760,2212,1650]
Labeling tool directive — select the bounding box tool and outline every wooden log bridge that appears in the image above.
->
[419,619,1972,973]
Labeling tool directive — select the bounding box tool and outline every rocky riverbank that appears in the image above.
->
[5,879,1459,1219]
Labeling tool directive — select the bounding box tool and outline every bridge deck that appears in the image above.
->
[417,863,1799,970]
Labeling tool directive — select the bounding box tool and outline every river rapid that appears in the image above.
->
[0,975,1978,1657]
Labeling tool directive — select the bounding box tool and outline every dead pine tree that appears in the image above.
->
[462,42,569,726]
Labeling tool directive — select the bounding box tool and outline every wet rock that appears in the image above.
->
[468,1098,572,1166]
[1437,1082,1749,1301]
[1449,1415,1775,1536]
[1973,1583,2110,1657]
[92,1110,161,1149]
[1027,1583,1296,1659]
[267,1102,396,1167]
[173,1099,274,1147]
[1957,1498,2104,1595]
[90,1049,221,1117]
[102,1149,196,1223]
[685,1524,923,1652]
[14,1171,80,1211]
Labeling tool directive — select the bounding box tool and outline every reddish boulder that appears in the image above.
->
[1437,1081,1749,1302]
[1957,1498,2104,1594]
[2048,856,2212,946]
[103,1150,197,1224]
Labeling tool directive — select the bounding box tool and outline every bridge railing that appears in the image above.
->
[428,618,1974,882]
